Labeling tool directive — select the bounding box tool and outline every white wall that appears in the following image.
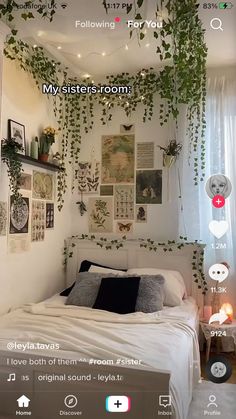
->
[71,98,179,241]
[0,58,72,315]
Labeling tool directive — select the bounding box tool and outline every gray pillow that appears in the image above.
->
[65,272,115,307]
[136,274,165,313]
[66,272,165,313]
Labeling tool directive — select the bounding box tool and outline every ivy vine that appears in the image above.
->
[63,235,207,294]
[2,0,207,208]
[1,138,23,204]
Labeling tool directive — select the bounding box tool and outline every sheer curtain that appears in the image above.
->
[178,67,236,307]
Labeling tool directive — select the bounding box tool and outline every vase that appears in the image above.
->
[163,154,176,168]
[39,153,49,162]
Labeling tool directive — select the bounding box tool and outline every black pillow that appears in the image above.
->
[93,276,140,314]
[60,260,127,296]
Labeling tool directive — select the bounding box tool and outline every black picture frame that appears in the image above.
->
[8,119,26,155]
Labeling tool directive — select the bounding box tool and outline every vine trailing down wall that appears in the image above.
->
[1,0,207,210]
[64,235,208,295]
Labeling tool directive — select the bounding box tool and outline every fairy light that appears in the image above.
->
[125,44,129,50]
[77,53,81,58]
[57,46,62,50]
[102,51,106,56]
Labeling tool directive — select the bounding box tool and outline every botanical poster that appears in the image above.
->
[88,197,113,233]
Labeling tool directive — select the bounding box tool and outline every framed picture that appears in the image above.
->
[8,119,26,155]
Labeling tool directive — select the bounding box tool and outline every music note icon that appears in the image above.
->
[7,373,16,382]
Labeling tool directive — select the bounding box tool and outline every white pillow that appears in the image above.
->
[127,268,186,307]
[89,265,127,276]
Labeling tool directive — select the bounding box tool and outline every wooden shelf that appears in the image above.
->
[15,154,61,172]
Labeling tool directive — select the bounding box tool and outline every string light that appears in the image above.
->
[125,44,129,50]
[102,51,106,56]
[57,46,62,50]
[77,53,81,58]
[33,44,37,48]
[145,43,150,48]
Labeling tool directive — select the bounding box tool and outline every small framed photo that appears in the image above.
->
[8,119,26,155]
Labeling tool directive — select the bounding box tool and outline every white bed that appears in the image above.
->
[0,239,205,419]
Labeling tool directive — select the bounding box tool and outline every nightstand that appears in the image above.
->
[200,320,236,361]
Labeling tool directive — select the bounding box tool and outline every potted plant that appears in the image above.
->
[157,139,183,168]
[1,138,23,204]
[39,126,57,162]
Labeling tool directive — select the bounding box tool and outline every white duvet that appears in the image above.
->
[0,296,200,419]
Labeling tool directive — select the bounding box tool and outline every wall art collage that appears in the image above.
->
[1,171,55,253]
[83,125,162,235]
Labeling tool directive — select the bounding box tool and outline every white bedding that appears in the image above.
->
[0,295,200,419]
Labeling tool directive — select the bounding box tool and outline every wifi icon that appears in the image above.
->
[61,2,67,9]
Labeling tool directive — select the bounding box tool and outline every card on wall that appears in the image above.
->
[114,185,134,220]
[136,142,154,169]
[136,170,162,204]
[116,221,133,234]
[135,205,147,223]
[88,197,113,233]
[8,192,31,253]
[100,185,113,196]
[101,135,135,184]
[9,196,29,234]
[46,203,54,229]
[31,200,45,242]
[32,171,54,200]
[0,201,7,236]
[19,173,32,191]
[77,161,100,193]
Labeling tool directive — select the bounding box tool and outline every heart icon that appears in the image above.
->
[209,220,229,239]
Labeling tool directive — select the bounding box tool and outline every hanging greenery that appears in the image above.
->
[1,138,23,204]
[2,0,207,208]
[63,235,207,294]
[104,0,207,183]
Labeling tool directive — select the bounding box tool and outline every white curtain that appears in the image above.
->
[178,67,236,308]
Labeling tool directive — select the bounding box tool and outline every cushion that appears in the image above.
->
[66,272,165,313]
[60,260,127,296]
[65,272,117,306]
[93,277,140,314]
[127,268,186,307]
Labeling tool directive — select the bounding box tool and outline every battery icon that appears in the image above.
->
[219,2,233,8]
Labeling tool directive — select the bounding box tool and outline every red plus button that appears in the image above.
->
[212,194,225,208]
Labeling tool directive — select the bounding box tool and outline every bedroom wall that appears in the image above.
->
[70,97,179,241]
[0,58,72,315]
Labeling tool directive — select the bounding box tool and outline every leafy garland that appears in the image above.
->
[63,234,207,294]
[104,0,207,183]
[1,138,24,204]
[2,0,207,208]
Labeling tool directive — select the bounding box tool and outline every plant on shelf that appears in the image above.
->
[39,126,57,162]
[158,139,183,168]
[1,138,23,203]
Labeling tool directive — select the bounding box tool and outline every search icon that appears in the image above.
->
[210,18,223,31]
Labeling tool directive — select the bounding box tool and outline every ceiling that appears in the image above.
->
[13,0,236,80]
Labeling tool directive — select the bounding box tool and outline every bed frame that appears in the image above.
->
[0,238,205,418]
[66,237,206,314]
